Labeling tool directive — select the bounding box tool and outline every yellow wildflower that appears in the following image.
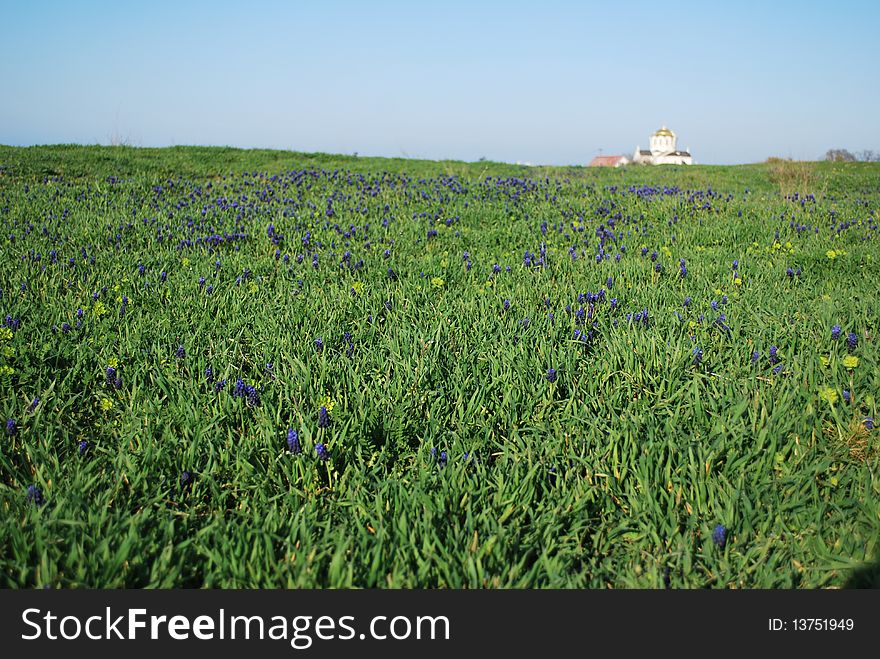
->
[842,355,859,370]
[352,281,365,295]
[99,398,114,412]
[826,250,836,260]
[0,365,13,376]
[93,300,107,317]
[819,355,830,367]
[431,277,445,288]
[818,387,838,404]
[0,327,13,341]
[734,277,742,286]
[248,281,258,294]
[182,257,191,267]
[107,357,119,369]
[318,393,336,414]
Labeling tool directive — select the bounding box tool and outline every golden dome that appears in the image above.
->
[654,126,674,137]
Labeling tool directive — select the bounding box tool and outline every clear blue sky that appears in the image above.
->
[2,0,878,165]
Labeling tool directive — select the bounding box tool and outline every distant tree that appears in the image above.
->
[857,149,879,162]
[824,149,857,162]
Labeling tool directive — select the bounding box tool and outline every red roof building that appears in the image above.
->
[588,155,630,167]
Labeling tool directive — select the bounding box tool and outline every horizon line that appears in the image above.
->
[2,141,851,168]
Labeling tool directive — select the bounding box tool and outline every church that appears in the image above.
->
[632,125,693,165]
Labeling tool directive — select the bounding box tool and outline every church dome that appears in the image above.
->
[653,126,675,137]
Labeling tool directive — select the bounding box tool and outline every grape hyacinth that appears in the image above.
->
[318,405,330,428]
[286,429,301,454]
[712,524,728,549]
[831,325,841,341]
[232,378,261,406]
[315,443,329,461]
[27,484,45,506]
[846,332,858,351]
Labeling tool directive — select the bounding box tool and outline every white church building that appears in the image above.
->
[632,126,693,165]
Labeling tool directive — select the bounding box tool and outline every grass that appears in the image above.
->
[0,145,878,588]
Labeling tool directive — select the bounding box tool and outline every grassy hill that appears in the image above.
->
[0,144,877,588]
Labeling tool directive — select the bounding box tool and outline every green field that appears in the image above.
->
[1,145,878,588]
